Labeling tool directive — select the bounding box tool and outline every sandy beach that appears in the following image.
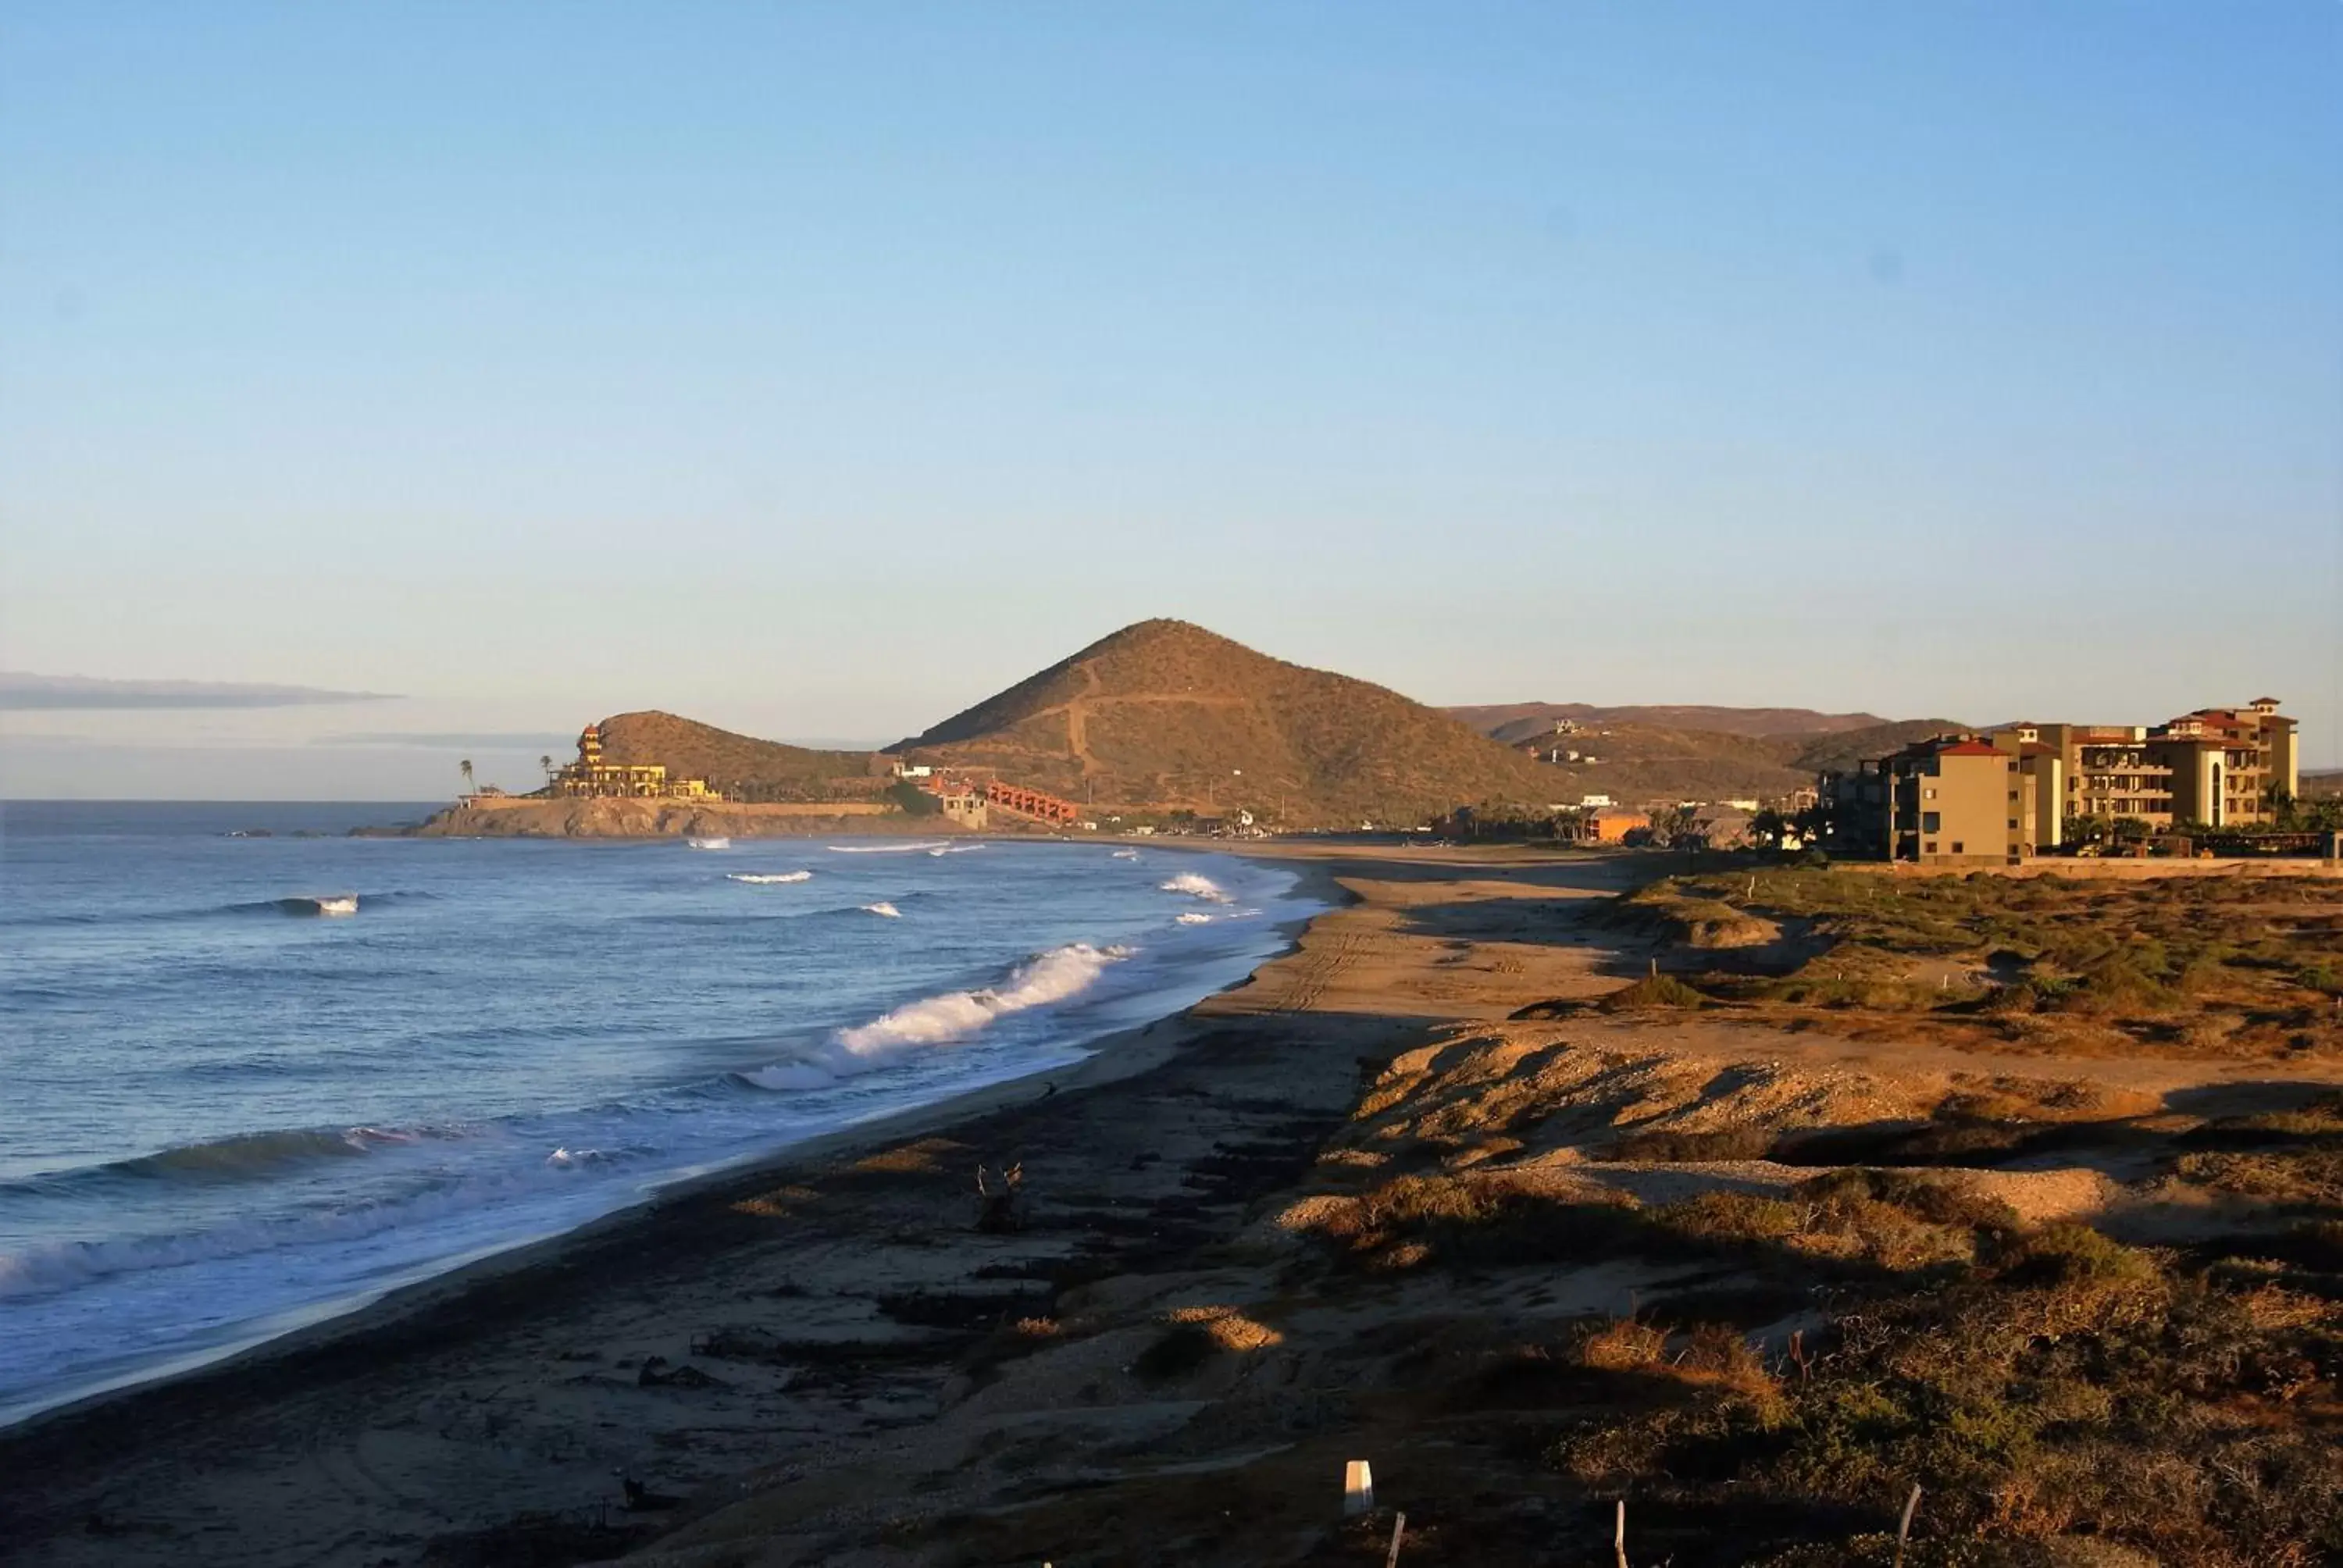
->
[5,843,2341,1566]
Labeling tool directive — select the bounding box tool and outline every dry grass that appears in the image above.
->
[1617,869,2343,1059]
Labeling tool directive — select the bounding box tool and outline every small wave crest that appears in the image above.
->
[686,836,731,850]
[0,1122,447,1203]
[861,901,902,918]
[928,843,984,857]
[248,892,426,918]
[827,841,949,854]
[2,890,435,930]
[1175,911,1214,925]
[1160,872,1232,903]
[727,871,812,885]
[116,1128,375,1183]
[0,1156,545,1302]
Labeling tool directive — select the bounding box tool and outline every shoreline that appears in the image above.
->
[8,844,2341,1559]
[0,846,1355,1442]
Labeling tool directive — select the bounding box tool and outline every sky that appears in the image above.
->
[2,2,2338,797]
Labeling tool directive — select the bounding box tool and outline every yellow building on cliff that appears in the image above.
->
[548,725,722,800]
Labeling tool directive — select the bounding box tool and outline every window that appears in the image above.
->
[2008,819,2019,829]
[1924,841,1938,854]
[1922,811,1941,832]
[1924,787,1938,800]
[1951,841,1965,853]
[2009,790,2019,801]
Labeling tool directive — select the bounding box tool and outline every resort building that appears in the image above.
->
[1824,700,2302,863]
[1823,737,2029,867]
[547,725,722,800]
[1988,700,2298,843]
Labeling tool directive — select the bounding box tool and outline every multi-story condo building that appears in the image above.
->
[1824,700,2299,864]
[1822,736,2029,867]
[1992,700,2297,844]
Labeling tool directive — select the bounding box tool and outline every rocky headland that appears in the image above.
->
[407,796,963,839]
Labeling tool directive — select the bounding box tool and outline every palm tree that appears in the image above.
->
[540,754,555,793]
[459,758,475,796]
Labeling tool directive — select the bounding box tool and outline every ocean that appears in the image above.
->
[0,802,1316,1426]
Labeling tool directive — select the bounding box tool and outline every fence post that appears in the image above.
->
[1614,1499,1629,1568]
[1385,1511,1407,1568]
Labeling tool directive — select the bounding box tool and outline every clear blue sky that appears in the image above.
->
[3,2,2338,796]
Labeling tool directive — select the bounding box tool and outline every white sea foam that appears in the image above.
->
[1175,911,1213,925]
[685,836,731,850]
[1159,872,1231,903]
[312,896,358,917]
[928,843,984,857]
[744,943,1136,1091]
[836,943,1132,1053]
[827,842,949,854]
[727,871,812,885]
[1111,849,1140,860]
[861,901,902,918]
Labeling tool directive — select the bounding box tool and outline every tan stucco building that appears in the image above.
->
[1991,700,2298,844]
[1826,700,2302,863]
[1825,737,2025,866]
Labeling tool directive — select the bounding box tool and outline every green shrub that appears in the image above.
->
[1600,971,1710,1011]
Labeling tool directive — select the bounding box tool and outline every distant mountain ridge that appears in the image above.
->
[890,618,1559,827]
[1449,704,1966,804]
[546,637,1967,828]
[1447,702,1899,743]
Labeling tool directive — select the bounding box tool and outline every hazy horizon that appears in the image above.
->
[5,4,2338,795]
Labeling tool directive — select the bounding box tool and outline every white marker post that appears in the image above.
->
[1343,1459,1375,1516]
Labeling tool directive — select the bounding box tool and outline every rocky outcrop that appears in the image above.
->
[408,798,954,839]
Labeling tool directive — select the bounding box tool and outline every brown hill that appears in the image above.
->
[1450,702,1895,743]
[595,711,886,803]
[890,620,1560,828]
[1456,704,1968,804]
[1507,722,1814,804]
[1777,719,1966,775]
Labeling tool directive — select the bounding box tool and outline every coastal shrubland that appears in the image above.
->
[1608,868,2343,1058]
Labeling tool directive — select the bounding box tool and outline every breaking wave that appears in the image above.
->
[928,843,984,857]
[727,871,812,885]
[685,836,731,850]
[741,943,1135,1090]
[827,841,949,854]
[1160,872,1232,903]
[861,901,902,918]
[1175,911,1214,925]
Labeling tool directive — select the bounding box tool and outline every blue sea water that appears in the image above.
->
[0,803,1315,1425]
